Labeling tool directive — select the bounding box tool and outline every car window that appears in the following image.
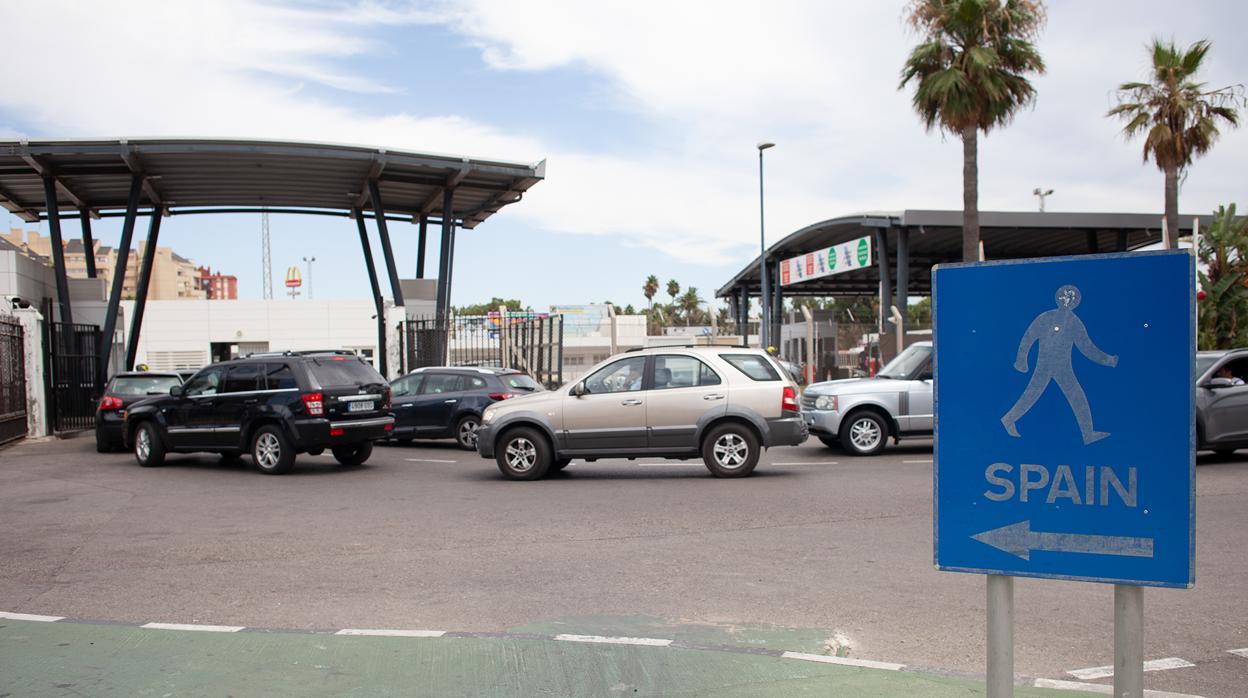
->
[878,344,932,379]
[720,354,781,381]
[264,363,298,390]
[1213,358,1248,385]
[306,356,385,387]
[463,375,488,390]
[584,356,647,394]
[420,373,462,394]
[222,364,263,393]
[392,375,421,397]
[653,355,721,389]
[503,373,542,392]
[183,367,224,397]
[109,375,183,397]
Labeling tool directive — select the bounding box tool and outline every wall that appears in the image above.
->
[0,249,53,304]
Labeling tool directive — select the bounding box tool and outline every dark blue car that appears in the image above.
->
[389,367,543,450]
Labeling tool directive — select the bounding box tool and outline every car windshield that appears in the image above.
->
[110,375,183,396]
[1196,355,1221,377]
[307,356,384,387]
[504,373,542,392]
[877,344,932,379]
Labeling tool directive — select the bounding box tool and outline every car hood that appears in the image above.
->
[489,388,562,415]
[805,377,913,395]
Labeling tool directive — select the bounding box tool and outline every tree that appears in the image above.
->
[1198,204,1248,350]
[666,279,680,303]
[456,297,524,315]
[900,0,1047,262]
[679,287,703,326]
[643,275,659,313]
[907,297,933,326]
[789,296,878,324]
[1108,39,1242,248]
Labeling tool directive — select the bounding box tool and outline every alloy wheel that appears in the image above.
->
[505,437,537,472]
[850,418,882,451]
[255,432,281,469]
[458,419,480,448]
[712,433,749,469]
[135,427,151,461]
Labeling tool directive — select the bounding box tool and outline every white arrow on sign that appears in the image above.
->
[972,520,1154,561]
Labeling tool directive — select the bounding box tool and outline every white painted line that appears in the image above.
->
[554,634,673,647]
[0,611,64,622]
[1228,647,1248,658]
[781,651,905,671]
[335,628,446,638]
[404,458,458,464]
[1034,678,1204,698]
[1068,657,1195,680]
[771,461,839,466]
[903,459,933,464]
[141,622,244,633]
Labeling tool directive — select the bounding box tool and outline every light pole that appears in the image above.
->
[302,256,316,300]
[757,141,775,349]
[1033,187,1054,212]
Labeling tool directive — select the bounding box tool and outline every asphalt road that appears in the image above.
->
[1,434,1245,696]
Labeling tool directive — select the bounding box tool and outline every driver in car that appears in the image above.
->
[1216,365,1245,385]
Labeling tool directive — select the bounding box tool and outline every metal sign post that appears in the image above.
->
[933,251,1194,698]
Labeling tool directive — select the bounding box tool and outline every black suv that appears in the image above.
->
[389,367,543,449]
[124,351,394,474]
[95,371,185,452]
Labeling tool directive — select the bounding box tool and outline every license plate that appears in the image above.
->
[347,401,373,412]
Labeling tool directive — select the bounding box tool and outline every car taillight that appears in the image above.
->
[330,427,345,437]
[301,392,324,416]
[488,392,514,401]
[782,386,799,412]
[99,395,124,411]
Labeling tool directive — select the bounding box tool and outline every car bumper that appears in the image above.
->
[802,410,843,436]
[766,415,809,447]
[294,415,395,447]
[95,412,126,446]
[476,424,496,458]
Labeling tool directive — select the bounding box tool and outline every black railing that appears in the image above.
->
[45,322,103,433]
[403,313,565,388]
[0,315,25,445]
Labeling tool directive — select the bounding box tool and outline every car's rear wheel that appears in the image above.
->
[455,415,481,451]
[332,442,373,466]
[840,411,888,456]
[252,425,295,475]
[220,452,243,464]
[701,423,760,478]
[133,422,166,467]
[496,427,551,480]
[818,435,840,449]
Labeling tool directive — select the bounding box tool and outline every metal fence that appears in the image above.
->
[0,314,25,445]
[402,313,565,388]
[45,322,103,433]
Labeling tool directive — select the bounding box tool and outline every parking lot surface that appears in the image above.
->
[1,435,1245,696]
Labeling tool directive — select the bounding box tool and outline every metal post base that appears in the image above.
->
[1114,585,1144,698]
[987,574,1014,697]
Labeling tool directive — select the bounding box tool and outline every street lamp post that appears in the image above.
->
[302,256,316,300]
[757,141,775,349]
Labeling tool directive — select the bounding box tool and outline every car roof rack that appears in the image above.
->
[242,349,358,358]
[626,344,753,352]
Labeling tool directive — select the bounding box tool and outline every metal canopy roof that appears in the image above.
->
[716,209,1212,298]
[0,138,545,228]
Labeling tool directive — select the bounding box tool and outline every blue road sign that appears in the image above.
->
[933,251,1194,588]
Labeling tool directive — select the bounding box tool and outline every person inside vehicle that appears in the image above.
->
[1216,366,1244,385]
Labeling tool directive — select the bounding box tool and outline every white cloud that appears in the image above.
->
[2,0,1245,271]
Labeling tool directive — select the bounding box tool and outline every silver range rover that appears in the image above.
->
[801,341,933,455]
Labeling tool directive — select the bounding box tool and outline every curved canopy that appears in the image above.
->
[0,137,545,228]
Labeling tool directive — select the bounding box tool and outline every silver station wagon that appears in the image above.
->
[801,341,934,455]
[475,346,808,479]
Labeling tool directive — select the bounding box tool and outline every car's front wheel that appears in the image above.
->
[133,422,166,467]
[495,427,551,480]
[840,411,888,456]
[332,442,373,466]
[455,415,481,451]
[252,425,295,475]
[701,423,760,478]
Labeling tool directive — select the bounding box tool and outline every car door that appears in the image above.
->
[412,373,464,433]
[172,366,225,448]
[389,374,424,437]
[216,363,263,448]
[1202,357,1248,443]
[562,356,649,451]
[644,354,726,450]
[906,360,935,433]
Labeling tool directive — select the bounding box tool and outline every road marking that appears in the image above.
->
[1034,678,1204,697]
[903,459,933,464]
[404,458,459,464]
[1228,648,1248,658]
[554,634,673,646]
[0,611,64,622]
[1067,657,1195,680]
[771,461,839,466]
[780,651,904,671]
[141,622,244,633]
[335,628,446,638]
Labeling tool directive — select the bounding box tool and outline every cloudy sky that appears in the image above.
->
[2,1,1245,310]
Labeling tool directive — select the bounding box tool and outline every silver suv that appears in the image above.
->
[475,346,807,479]
[801,341,933,456]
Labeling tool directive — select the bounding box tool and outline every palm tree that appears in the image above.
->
[1197,204,1248,349]
[679,287,703,326]
[900,0,1047,262]
[643,275,659,314]
[1108,39,1241,248]
[666,279,680,303]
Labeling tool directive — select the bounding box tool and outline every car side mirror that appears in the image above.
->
[170,385,184,397]
[571,382,586,397]
[1206,377,1234,389]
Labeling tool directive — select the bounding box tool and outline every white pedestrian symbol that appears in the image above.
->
[1001,285,1118,445]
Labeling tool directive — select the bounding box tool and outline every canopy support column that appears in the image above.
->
[876,228,892,339]
[41,177,73,324]
[416,214,428,279]
[367,180,405,308]
[79,208,97,278]
[895,226,909,341]
[434,188,457,364]
[97,176,143,381]
[125,212,163,370]
[354,210,388,378]
[770,270,783,352]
